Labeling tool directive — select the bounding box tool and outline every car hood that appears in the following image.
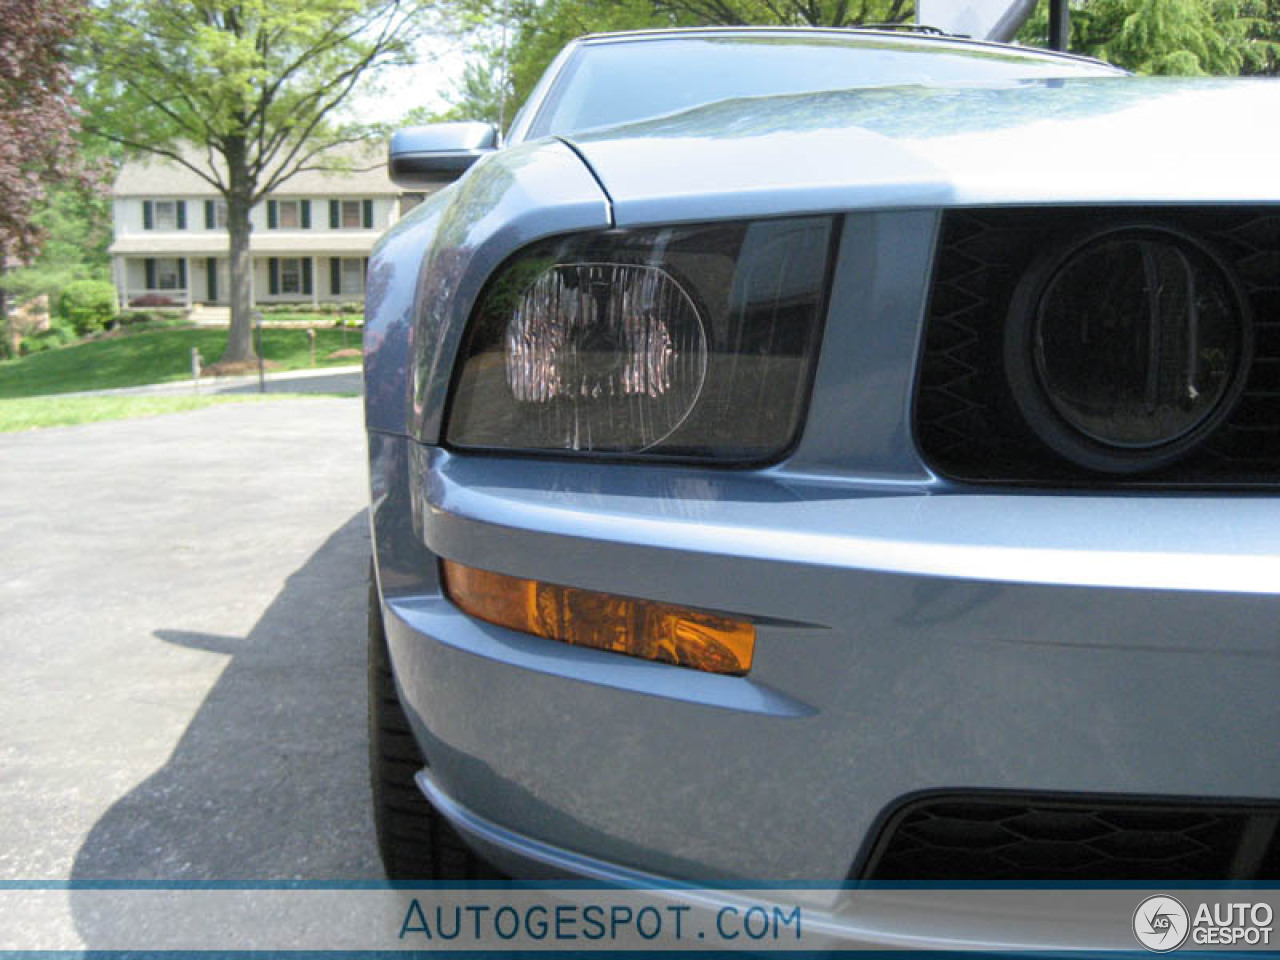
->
[565,77,1280,226]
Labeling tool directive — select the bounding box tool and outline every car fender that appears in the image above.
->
[362,139,612,440]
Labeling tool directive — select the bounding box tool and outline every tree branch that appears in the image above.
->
[81,126,227,194]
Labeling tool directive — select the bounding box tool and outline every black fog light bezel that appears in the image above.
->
[1003,223,1254,475]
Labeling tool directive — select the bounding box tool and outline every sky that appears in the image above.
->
[347,34,471,126]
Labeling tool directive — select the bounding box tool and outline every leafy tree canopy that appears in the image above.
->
[1019,0,1280,75]
[82,0,431,363]
[1,171,113,308]
[0,0,88,263]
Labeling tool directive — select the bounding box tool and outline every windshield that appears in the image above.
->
[528,35,1121,138]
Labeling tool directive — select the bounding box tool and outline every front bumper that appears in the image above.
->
[407,767,1224,952]
[370,426,1280,887]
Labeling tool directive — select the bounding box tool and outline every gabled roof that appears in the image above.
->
[112,142,399,197]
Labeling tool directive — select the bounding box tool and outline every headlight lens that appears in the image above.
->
[1006,226,1251,473]
[446,217,834,461]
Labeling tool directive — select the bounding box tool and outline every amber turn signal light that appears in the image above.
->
[441,560,755,676]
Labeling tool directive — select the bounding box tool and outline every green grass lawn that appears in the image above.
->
[0,394,344,432]
[0,325,363,399]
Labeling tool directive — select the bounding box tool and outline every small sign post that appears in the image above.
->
[253,311,266,393]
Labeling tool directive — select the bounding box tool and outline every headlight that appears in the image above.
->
[1005,225,1252,474]
[445,217,835,462]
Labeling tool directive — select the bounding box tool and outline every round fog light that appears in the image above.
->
[1005,226,1251,473]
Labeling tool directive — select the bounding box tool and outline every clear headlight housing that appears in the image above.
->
[445,217,835,462]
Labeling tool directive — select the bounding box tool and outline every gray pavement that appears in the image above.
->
[0,397,381,882]
[59,364,363,398]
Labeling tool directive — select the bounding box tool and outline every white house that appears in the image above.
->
[109,145,423,310]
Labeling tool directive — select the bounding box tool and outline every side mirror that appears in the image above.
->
[388,122,499,187]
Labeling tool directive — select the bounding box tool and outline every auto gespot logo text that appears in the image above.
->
[1134,895,1274,951]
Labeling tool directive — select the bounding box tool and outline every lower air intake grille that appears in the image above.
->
[860,795,1280,882]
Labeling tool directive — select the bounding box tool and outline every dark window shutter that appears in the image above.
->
[205,200,215,229]
[177,258,187,288]
[269,258,279,295]
[330,258,341,295]
[300,199,311,229]
[268,200,278,229]
[143,201,154,230]
[301,258,313,295]
[145,258,156,288]
[176,201,187,230]
[362,199,373,229]
[206,258,217,301]
[329,199,339,229]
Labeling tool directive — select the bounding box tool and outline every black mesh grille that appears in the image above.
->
[915,207,1280,487]
[860,794,1280,882]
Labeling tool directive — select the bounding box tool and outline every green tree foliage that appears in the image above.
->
[649,0,912,28]
[58,280,118,336]
[0,0,90,357]
[2,171,113,309]
[82,0,430,363]
[1234,0,1280,74]
[1083,0,1239,73]
[0,0,87,262]
[1019,0,1279,75]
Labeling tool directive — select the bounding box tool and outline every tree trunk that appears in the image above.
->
[220,137,257,364]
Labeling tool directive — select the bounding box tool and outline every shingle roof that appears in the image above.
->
[112,142,399,197]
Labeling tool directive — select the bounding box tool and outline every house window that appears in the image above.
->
[155,258,181,290]
[212,202,227,229]
[278,200,300,229]
[144,199,187,230]
[153,201,177,230]
[330,198,373,229]
[341,258,364,295]
[279,258,302,294]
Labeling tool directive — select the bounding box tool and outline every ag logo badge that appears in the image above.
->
[1133,895,1190,952]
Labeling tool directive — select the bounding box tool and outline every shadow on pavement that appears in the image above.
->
[68,510,381,887]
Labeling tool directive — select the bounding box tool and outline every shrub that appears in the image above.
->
[118,309,186,327]
[59,281,118,335]
[118,310,159,325]
[21,324,78,355]
[128,292,181,309]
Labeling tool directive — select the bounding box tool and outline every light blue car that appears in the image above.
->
[364,24,1280,916]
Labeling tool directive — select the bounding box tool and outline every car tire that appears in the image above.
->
[367,566,500,880]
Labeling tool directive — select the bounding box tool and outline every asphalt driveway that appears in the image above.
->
[0,397,381,882]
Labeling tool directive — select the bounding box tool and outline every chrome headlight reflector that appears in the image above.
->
[1005,226,1252,474]
[446,217,835,461]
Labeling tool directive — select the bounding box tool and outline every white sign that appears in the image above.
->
[917,0,1038,41]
